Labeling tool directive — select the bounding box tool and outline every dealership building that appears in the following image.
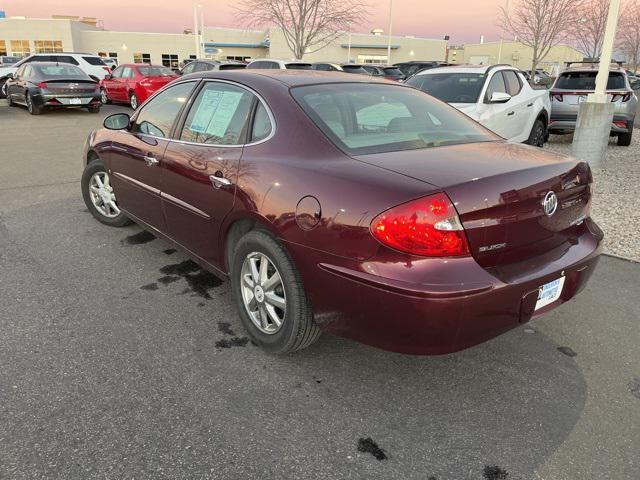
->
[0,15,448,67]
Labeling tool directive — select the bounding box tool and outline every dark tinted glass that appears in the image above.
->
[383,67,404,76]
[503,70,522,96]
[137,66,174,76]
[82,56,107,66]
[407,72,484,103]
[53,56,79,65]
[313,63,331,71]
[292,83,496,155]
[132,81,196,138]
[180,82,254,145]
[342,65,368,74]
[219,64,246,70]
[556,71,626,90]
[2,56,19,64]
[285,63,312,70]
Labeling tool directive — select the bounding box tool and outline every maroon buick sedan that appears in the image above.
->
[81,70,603,355]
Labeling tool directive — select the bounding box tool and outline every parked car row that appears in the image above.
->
[79,68,603,355]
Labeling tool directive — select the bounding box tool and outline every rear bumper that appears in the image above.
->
[287,218,604,355]
[549,113,635,134]
[32,92,101,108]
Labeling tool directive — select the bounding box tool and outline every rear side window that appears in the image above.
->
[556,71,626,90]
[82,56,106,66]
[503,70,522,96]
[53,56,79,66]
[180,82,254,145]
[251,102,273,142]
[291,83,496,155]
[285,63,312,70]
[132,81,196,138]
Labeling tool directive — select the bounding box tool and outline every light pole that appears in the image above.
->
[193,3,202,58]
[571,0,621,167]
[386,0,393,64]
[498,0,509,63]
[347,32,352,63]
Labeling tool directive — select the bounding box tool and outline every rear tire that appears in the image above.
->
[526,118,546,147]
[7,93,15,107]
[617,128,633,146]
[129,92,138,110]
[100,88,111,105]
[88,105,101,114]
[231,230,321,354]
[26,93,41,115]
[81,158,132,227]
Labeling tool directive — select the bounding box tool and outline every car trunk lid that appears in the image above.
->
[41,79,97,94]
[353,141,592,267]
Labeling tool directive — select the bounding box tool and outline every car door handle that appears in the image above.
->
[507,111,515,116]
[144,155,159,166]
[209,173,232,189]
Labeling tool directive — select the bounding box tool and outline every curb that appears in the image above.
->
[603,252,639,264]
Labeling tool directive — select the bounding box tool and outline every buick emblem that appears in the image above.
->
[542,191,558,217]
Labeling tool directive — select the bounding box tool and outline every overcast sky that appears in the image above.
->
[2,0,505,44]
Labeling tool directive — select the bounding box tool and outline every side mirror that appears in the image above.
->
[104,74,112,80]
[104,113,131,130]
[489,91,512,103]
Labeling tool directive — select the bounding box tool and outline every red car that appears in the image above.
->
[81,70,603,355]
[100,63,178,109]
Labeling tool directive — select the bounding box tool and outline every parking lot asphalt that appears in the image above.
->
[0,102,638,479]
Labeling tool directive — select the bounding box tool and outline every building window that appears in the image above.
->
[357,55,388,64]
[98,51,119,61]
[189,54,197,59]
[34,40,63,53]
[0,40,6,56]
[10,40,31,57]
[133,52,151,64]
[226,55,251,62]
[161,54,179,69]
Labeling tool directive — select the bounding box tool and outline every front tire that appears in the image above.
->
[231,230,321,354]
[526,118,546,147]
[81,158,132,227]
[129,92,138,110]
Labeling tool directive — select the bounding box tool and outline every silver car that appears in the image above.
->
[549,63,638,146]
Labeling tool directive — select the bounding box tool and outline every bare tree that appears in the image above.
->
[499,0,584,76]
[618,0,640,72]
[569,0,611,58]
[235,0,369,60]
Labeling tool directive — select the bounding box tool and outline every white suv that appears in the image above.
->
[0,53,110,97]
[406,65,552,146]
[246,59,312,70]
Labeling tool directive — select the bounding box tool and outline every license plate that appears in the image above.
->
[535,276,565,310]
[69,98,82,105]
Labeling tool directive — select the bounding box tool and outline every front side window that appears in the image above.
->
[407,72,485,103]
[132,81,196,138]
[181,62,196,74]
[503,71,522,96]
[180,82,254,145]
[292,83,496,155]
[485,72,508,100]
[111,66,123,78]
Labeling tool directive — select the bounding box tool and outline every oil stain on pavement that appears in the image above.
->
[159,260,222,299]
[557,346,577,357]
[215,321,249,349]
[483,465,509,479]
[121,230,156,246]
[357,437,387,461]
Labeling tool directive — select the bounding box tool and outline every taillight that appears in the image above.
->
[370,193,470,257]
[36,82,48,89]
[611,93,631,102]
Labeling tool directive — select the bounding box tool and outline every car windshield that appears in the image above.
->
[291,83,496,155]
[406,72,485,103]
[2,56,19,64]
[137,66,175,76]
[556,71,626,90]
[35,64,87,78]
[285,63,312,70]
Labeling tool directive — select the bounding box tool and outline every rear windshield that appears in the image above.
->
[556,71,626,90]
[35,64,87,78]
[406,72,485,103]
[383,67,404,76]
[285,63,312,70]
[342,65,368,74]
[137,66,175,76]
[2,56,19,64]
[82,56,107,66]
[291,83,496,155]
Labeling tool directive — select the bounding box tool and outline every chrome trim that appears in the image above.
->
[112,172,160,195]
[161,192,210,219]
[209,174,233,188]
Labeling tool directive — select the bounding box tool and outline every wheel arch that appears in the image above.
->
[221,213,281,274]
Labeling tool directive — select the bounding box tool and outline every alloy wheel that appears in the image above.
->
[240,252,286,334]
[130,94,137,109]
[101,89,108,104]
[88,171,120,218]
[26,94,33,113]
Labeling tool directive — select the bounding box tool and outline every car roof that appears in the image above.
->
[561,62,625,73]
[182,69,393,87]
[416,64,516,75]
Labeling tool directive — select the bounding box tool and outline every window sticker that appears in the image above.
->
[189,89,244,138]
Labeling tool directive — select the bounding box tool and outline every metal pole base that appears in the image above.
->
[571,101,615,168]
